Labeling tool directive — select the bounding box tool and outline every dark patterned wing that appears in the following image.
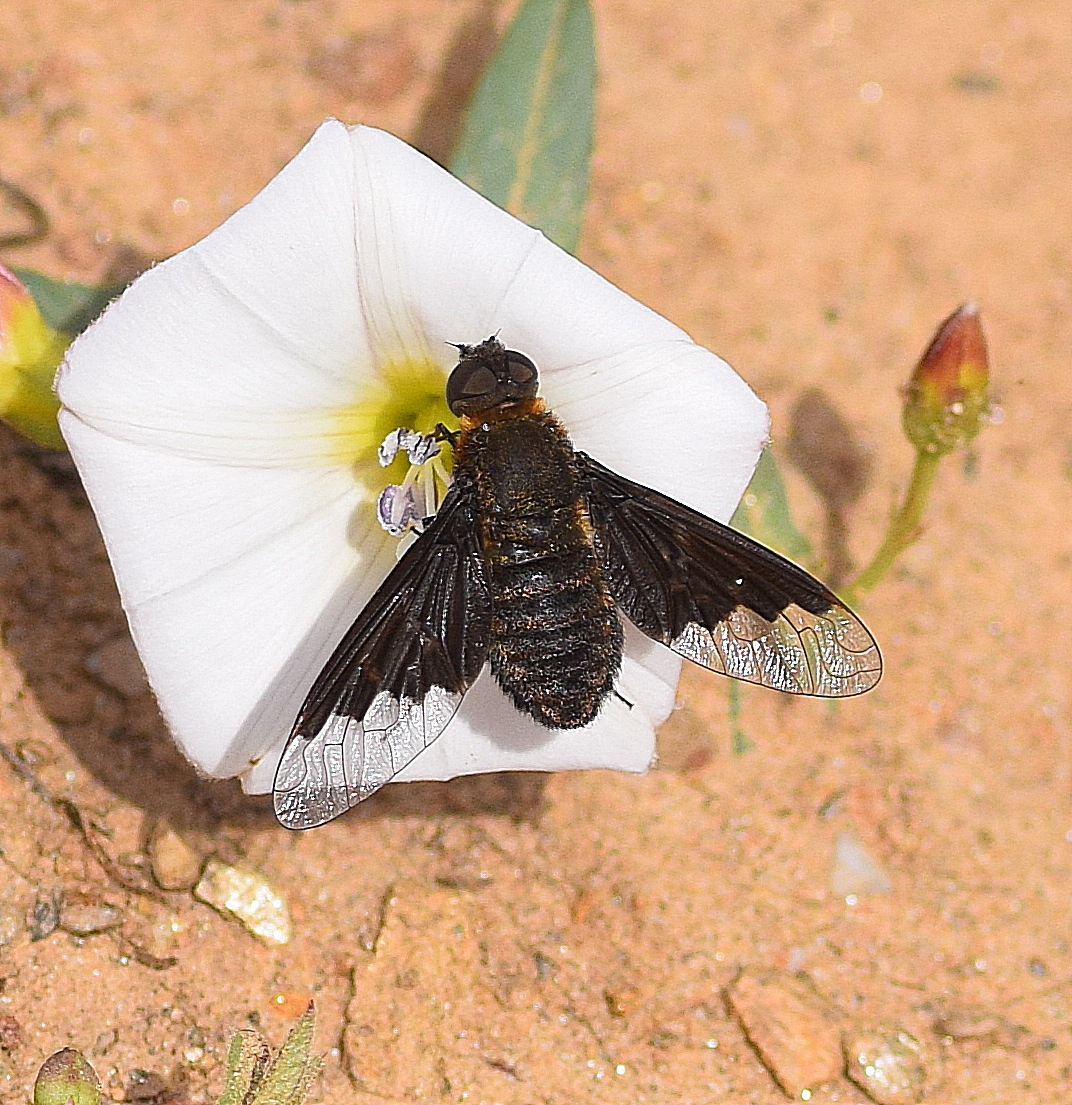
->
[578,454,881,696]
[274,473,491,829]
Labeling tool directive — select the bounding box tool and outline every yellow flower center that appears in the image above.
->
[325,353,457,498]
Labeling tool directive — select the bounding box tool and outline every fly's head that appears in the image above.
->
[446,337,540,420]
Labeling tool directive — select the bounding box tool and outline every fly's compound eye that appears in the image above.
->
[446,340,541,416]
[447,361,499,415]
[505,350,538,388]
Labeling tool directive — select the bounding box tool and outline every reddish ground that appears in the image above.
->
[1,0,1070,1102]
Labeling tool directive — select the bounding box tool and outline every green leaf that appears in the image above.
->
[11,267,126,336]
[450,0,595,255]
[33,1049,103,1105]
[213,1004,319,1105]
[215,1030,271,1105]
[246,1003,320,1105]
[730,447,813,564]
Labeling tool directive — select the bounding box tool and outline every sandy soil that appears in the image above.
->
[1,0,1071,1102]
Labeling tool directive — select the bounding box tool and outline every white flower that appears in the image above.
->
[56,120,767,797]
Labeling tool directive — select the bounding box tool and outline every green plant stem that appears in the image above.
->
[845,448,942,602]
[728,679,753,755]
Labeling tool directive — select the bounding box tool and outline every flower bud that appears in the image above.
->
[0,263,68,448]
[902,303,990,456]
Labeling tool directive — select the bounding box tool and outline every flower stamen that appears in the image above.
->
[375,427,452,538]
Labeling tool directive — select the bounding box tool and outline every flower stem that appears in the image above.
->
[844,448,941,602]
[728,679,754,755]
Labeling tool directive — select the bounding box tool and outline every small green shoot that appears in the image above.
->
[31,1004,320,1105]
[32,1048,103,1105]
[216,1002,320,1105]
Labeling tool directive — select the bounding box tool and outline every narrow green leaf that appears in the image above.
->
[450,0,595,254]
[247,1003,320,1105]
[11,267,126,336]
[215,1029,271,1105]
[730,447,813,564]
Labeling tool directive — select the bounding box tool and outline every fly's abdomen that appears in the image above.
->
[487,502,622,728]
[456,412,621,729]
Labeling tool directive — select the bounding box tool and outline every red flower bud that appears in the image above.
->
[902,304,991,456]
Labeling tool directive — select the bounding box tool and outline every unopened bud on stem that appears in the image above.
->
[0,263,69,448]
[902,303,990,456]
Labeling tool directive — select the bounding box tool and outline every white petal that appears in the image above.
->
[54,120,387,780]
[57,120,367,464]
[550,342,769,523]
[395,621,680,780]
[345,126,544,364]
[59,410,399,777]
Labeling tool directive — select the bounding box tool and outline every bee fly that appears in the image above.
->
[274,337,882,828]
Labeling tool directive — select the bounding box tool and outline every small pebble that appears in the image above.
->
[0,912,21,946]
[133,912,184,961]
[649,1029,679,1050]
[194,861,291,945]
[268,990,316,1019]
[124,1068,168,1101]
[831,829,893,897]
[148,824,203,891]
[0,1014,22,1051]
[29,892,61,941]
[83,636,148,697]
[604,984,642,1018]
[726,969,842,1097]
[843,1026,926,1104]
[92,1029,117,1057]
[59,899,124,936]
